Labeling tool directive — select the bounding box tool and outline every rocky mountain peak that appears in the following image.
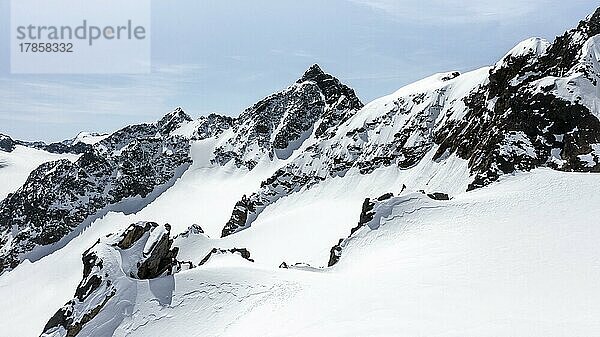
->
[0,111,193,273]
[0,133,16,152]
[158,107,193,135]
[297,63,326,83]
[581,7,600,36]
[212,65,364,168]
[497,37,550,66]
[296,64,363,111]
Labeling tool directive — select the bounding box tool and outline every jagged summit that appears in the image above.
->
[221,8,600,236]
[581,6,600,34]
[296,64,363,110]
[211,65,364,168]
[297,63,326,83]
[158,107,193,135]
[162,106,191,120]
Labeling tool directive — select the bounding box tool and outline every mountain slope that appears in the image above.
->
[1,8,600,337]
[218,170,600,337]
[221,8,600,237]
[0,109,196,273]
[39,169,600,337]
[0,145,80,201]
[213,64,362,168]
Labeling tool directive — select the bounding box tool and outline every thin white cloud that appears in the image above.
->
[0,63,206,127]
[348,0,551,24]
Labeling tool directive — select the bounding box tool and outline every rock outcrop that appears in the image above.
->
[327,192,443,267]
[198,248,254,266]
[41,222,178,337]
[0,134,16,152]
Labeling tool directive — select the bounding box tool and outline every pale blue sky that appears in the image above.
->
[0,0,597,142]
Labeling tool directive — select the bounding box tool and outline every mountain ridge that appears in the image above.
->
[0,8,600,337]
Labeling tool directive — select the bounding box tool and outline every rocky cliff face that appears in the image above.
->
[435,9,600,189]
[0,110,195,274]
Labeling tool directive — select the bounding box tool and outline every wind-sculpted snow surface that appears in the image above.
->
[40,221,261,337]
[216,170,600,337]
[327,191,448,267]
[42,170,600,337]
[222,9,600,236]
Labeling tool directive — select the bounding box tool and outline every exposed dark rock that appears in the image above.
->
[441,71,461,81]
[115,222,155,249]
[177,224,205,238]
[157,107,193,135]
[433,10,600,190]
[41,221,179,336]
[43,292,115,337]
[137,224,178,279]
[76,244,104,301]
[299,64,364,138]
[198,248,254,266]
[8,131,101,155]
[221,195,256,237]
[329,193,396,267]
[192,114,235,140]
[31,141,92,155]
[377,193,394,201]
[328,239,344,267]
[427,192,450,200]
[351,198,376,235]
[42,241,115,337]
[0,134,16,152]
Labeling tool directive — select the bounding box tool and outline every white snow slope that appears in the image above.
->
[12,168,599,337]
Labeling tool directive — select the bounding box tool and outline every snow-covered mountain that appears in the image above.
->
[0,111,193,273]
[0,132,100,155]
[1,7,600,337]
